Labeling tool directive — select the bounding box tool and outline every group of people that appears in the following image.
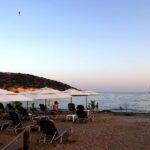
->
[30,101,59,114]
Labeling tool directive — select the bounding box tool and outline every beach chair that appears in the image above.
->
[68,103,75,114]
[76,110,88,123]
[6,104,15,112]
[76,105,93,123]
[16,105,29,120]
[39,104,46,114]
[6,111,24,134]
[30,106,39,115]
[38,119,71,143]
[0,103,8,119]
[0,120,10,130]
[0,103,5,114]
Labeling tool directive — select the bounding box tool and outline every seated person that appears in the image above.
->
[30,103,38,114]
[52,101,59,111]
[76,105,87,119]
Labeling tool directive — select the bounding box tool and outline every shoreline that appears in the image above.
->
[99,110,150,117]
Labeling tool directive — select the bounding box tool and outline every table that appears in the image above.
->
[66,114,77,122]
[85,110,90,116]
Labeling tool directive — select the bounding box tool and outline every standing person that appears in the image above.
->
[96,102,99,111]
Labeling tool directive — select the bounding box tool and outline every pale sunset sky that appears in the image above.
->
[0,0,150,92]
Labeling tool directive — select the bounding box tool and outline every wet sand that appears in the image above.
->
[1,113,150,150]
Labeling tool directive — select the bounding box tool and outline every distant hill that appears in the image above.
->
[0,72,74,92]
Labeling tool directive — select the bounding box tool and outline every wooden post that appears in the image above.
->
[23,127,30,150]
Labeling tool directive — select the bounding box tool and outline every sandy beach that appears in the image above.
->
[1,113,150,150]
[0,0,150,149]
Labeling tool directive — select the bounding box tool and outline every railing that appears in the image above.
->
[1,127,30,150]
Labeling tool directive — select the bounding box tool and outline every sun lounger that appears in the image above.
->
[0,120,10,130]
[0,103,5,114]
[39,104,46,114]
[76,105,94,123]
[16,106,29,120]
[6,111,24,134]
[38,119,71,143]
[68,103,76,114]
[6,104,15,112]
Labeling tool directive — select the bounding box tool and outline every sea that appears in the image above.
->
[21,92,150,113]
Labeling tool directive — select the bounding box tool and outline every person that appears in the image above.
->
[76,105,87,119]
[119,106,123,112]
[31,103,38,114]
[52,101,59,111]
[87,103,91,110]
[96,102,99,111]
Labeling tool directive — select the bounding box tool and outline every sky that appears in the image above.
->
[0,0,150,92]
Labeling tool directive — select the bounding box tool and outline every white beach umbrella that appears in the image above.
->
[21,87,61,97]
[0,88,32,111]
[56,93,71,99]
[0,89,15,95]
[8,94,32,102]
[64,89,89,96]
[0,94,32,102]
[65,89,100,108]
[35,87,71,98]
[20,87,70,100]
[83,91,100,108]
[83,91,100,96]
[20,87,71,113]
[0,88,16,102]
[37,87,62,94]
[64,89,89,106]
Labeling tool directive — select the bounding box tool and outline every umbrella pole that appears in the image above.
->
[70,97,72,103]
[86,96,88,109]
[45,99,46,116]
[27,101,28,112]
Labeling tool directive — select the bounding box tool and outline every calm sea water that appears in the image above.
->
[21,92,150,113]
[99,92,150,112]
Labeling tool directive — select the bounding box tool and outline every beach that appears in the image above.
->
[1,112,150,150]
[0,0,150,149]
